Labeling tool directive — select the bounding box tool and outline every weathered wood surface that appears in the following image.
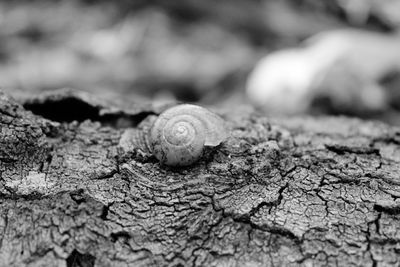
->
[1,89,400,267]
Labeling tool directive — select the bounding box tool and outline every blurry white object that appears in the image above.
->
[246,29,400,114]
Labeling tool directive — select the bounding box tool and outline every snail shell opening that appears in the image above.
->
[149,104,228,166]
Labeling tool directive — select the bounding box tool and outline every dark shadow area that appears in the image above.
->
[66,250,95,267]
[24,97,100,122]
[110,231,131,243]
[23,97,154,127]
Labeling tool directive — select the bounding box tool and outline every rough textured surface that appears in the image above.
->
[1,89,400,267]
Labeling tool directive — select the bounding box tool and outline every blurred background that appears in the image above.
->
[1,0,400,124]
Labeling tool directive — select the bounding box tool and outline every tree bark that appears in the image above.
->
[1,89,400,267]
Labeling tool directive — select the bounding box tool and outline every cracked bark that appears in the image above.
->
[1,89,400,267]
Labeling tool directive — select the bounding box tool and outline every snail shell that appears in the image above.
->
[149,104,228,166]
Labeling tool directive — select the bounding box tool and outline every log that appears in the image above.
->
[1,89,400,267]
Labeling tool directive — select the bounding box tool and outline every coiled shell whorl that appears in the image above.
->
[149,104,227,166]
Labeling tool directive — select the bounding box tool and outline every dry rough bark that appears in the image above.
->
[1,89,400,267]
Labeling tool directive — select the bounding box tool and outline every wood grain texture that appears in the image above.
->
[1,89,400,266]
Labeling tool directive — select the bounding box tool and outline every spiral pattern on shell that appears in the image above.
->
[149,104,227,166]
